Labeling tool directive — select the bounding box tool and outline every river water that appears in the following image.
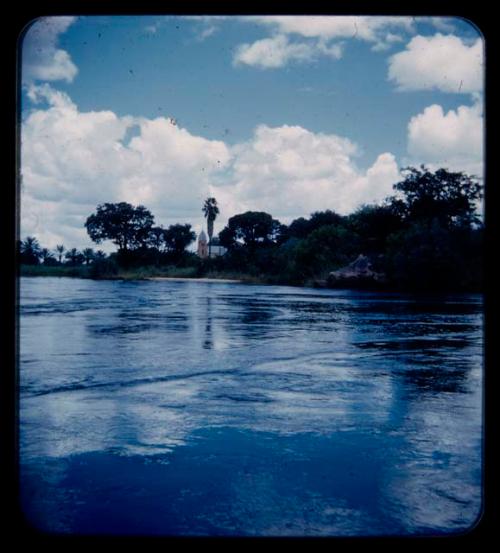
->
[19,277,483,536]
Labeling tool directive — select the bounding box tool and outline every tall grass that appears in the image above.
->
[20,265,91,278]
[118,265,200,280]
[20,263,262,283]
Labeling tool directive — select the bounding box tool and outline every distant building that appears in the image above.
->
[197,229,208,258]
[197,230,227,258]
[209,242,227,258]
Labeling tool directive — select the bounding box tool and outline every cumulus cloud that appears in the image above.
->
[388,34,483,94]
[233,16,416,67]
[234,35,317,69]
[221,125,400,219]
[234,34,344,68]
[253,16,414,43]
[22,16,78,84]
[21,87,402,250]
[406,99,484,177]
[21,85,230,249]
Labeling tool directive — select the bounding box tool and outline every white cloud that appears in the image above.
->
[406,100,484,177]
[198,25,217,41]
[232,16,421,69]
[21,84,399,249]
[253,16,414,43]
[371,32,405,52]
[233,15,416,66]
[234,35,316,68]
[218,125,400,220]
[21,85,230,250]
[388,34,483,94]
[426,17,457,33]
[22,16,78,84]
[21,87,402,250]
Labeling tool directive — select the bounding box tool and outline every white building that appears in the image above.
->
[197,230,227,259]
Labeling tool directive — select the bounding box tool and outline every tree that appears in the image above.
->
[40,248,55,264]
[85,202,155,252]
[148,226,166,252]
[55,244,65,264]
[390,166,483,229]
[287,217,310,239]
[20,236,41,265]
[309,210,344,231]
[295,224,358,277]
[94,250,107,260]
[65,248,84,266]
[347,204,404,254]
[163,224,196,256]
[287,210,344,240]
[222,211,282,250]
[202,197,219,257]
[386,220,467,291]
[218,226,237,250]
[82,248,95,265]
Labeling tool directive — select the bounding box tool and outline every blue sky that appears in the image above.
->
[20,15,484,251]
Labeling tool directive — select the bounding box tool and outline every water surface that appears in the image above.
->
[19,277,483,536]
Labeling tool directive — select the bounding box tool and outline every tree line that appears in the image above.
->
[19,166,484,291]
[18,239,107,267]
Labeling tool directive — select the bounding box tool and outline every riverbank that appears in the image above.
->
[148,277,243,283]
[19,264,260,284]
[19,264,482,293]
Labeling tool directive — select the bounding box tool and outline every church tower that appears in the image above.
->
[197,229,208,258]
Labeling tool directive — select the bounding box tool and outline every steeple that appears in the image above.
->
[197,229,208,258]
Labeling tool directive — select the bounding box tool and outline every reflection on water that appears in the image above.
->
[19,278,483,536]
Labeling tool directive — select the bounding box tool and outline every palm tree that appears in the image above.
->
[65,248,82,266]
[55,244,65,264]
[20,236,41,265]
[82,248,95,265]
[202,197,219,257]
[40,248,54,264]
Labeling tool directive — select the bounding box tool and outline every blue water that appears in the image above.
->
[19,277,483,536]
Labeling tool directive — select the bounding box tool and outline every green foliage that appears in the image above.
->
[221,211,283,249]
[287,210,344,240]
[291,224,359,279]
[85,202,155,251]
[22,166,484,291]
[65,248,84,266]
[55,244,65,263]
[202,198,219,234]
[385,220,482,291]
[163,224,196,255]
[43,256,59,267]
[82,248,95,265]
[19,236,41,265]
[347,204,404,254]
[89,256,118,278]
[40,247,56,265]
[203,197,219,256]
[148,226,166,251]
[20,264,91,278]
[391,166,483,229]
[218,225,237,249]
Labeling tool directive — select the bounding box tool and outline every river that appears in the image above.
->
[19,277,483,536]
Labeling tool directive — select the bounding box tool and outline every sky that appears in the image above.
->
[19,15,484,251]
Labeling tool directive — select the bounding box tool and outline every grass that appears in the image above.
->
[19,264,256,282]
[20,264,92,278]
[117,265,200,280]
[20,264,309,288]
[203,270,261,283]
